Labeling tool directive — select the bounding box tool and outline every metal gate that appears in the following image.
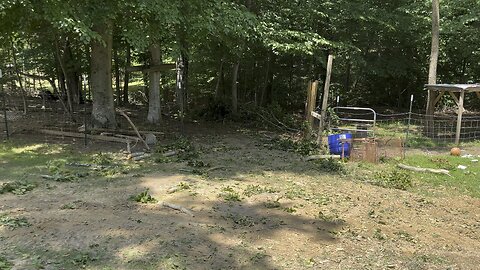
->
[330,107,377,138]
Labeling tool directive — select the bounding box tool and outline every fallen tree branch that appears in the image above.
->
[206,166,226,173]
[93,128,165,136]
[39,129,132,144]
[161,202,194,216]
[132,154,152,161]
[127,152,145,159]
[305,155,341,161]
[397,164,451,176]
[117,110,151,151]
[163,151,177,157]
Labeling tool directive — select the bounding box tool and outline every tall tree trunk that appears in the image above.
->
[123,46,131,105]
[231,61,240,115]
[215,59,224,100]
[345,60,351,94]
[114,48,121,105]
[426,0,440,124]
[55,39,74,113]
[261,56,274,106]
[259,58,270,106]
[10,42,27,114]
[176,52,188,118]
[63,42,81,105]
[428,0,440,85]
[90,20,116,129]
[147,44,162,124]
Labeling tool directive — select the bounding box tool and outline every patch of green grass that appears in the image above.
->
[130,189,158,204]
[394,231,416,243]
[264,200,281,208]
[219,186,242,202]
[284,185,307,200]
[90,153,114,166]
[403,154,480,197]
[0,143,66,181]
[373,228,386,241]
[187,160,210,168]
[60,200,84,210]
[228,214,255,227]
[283,206,297,213]
[71,251,99,267]
[0,215,31,230]
[0,256,13,270]
[178,182,191,191]
[243,185,278,197]
[316,211,343,223]
[306,194,330,206]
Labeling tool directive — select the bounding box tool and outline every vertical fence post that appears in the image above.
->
[405,95,414,157]
[318,54,334,144]
[455,91,465,145]
[83,75,88,147]
[1,69,9,140]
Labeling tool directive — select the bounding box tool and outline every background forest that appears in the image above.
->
[0,0,479,129]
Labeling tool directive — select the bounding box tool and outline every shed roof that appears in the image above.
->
[425,84,480,92]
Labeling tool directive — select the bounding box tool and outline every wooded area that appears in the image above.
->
[0,0,479,128]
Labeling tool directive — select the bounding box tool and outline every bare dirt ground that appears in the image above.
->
[1,106,480,269]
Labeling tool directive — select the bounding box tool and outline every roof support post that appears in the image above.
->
[455,91,465,145]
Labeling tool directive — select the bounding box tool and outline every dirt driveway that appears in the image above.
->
[1,130,480,269]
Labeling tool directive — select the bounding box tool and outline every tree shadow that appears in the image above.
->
[1,183,345,269]
[1,122,349,269]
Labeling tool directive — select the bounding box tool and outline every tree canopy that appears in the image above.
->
[1,0,479,127]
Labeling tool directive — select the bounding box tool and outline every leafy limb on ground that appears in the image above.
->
[156,137,199,162]
[130,189,158,204]
[219,186,242,202]
[373,169,412,190]
[0,181,36,195]
[243,185,278,197]
[267,137,320,156]
[0,215,31,230]
[314,158,346,174]
[0,256,13,270]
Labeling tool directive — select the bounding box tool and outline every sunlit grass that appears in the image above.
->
[402,154,480,198]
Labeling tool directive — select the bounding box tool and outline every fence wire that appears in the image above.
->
[329,110,480,145]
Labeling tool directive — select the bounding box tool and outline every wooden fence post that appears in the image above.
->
[317,55,334,143]
[305,81,319,128]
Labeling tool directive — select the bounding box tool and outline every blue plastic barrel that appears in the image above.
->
[328,133,352,157]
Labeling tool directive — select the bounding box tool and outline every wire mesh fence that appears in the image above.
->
[329,108,480,147]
